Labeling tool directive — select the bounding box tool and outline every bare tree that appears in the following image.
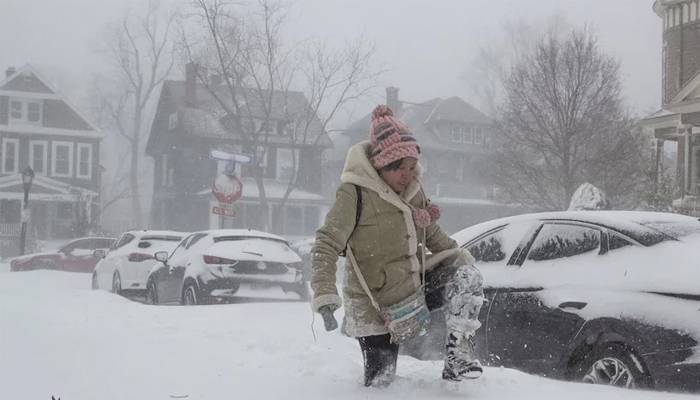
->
[180,0,379,230]
[489,27,645,210]
[95,2,175,224]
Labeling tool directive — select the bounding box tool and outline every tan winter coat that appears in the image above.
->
[311,141,462,337]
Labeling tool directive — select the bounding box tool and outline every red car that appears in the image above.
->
[10,237,115,273]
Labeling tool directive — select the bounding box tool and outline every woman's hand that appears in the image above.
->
[319,304,339,331]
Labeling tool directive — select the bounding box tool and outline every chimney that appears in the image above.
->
[185,62,198,106]
[386,86,401,115]
[5,66,16,78]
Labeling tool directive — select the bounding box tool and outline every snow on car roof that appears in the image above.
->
[195,229,288,243]
[452,210,698,246]
[125,230,187,237]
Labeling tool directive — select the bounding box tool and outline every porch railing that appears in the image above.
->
[0,223,21,237]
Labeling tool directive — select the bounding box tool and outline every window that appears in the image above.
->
[112,234,135,250]
[77,143,92,179]
[8,98,42,125]
[450,126,462,143]
[675,6,681,26]
[27,102,41,122]
[692,2,697,21]
[526,224,601,261]
[161,154,169,187]
[185,233,208,249]
[607,233,632,251]
[473,127,484,145]
[2,138,19,174]
[52,141,73,177]
[461,127,473,144]
[276,148,298,181]
[29,141,48,175]
[168,112,178,130]
[466,230,507,263]
[10,100,23,120]
[684,3,690,23]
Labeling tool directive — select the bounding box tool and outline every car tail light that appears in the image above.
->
[203,255,236,264]
[128,253,154,262]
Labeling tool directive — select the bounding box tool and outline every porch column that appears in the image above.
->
[653,138,664,193]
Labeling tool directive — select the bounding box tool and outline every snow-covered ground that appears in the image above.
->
[1,269,698,400]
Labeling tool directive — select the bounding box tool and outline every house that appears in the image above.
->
[643,0,700,215]
[337,87,522,233]
[0,64,103,253]
[145,65,333,239]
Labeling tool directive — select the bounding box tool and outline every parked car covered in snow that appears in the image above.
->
[9,237,115,273]
[92,230,186,296]
[404,211,700,392]
[145,229,305,305]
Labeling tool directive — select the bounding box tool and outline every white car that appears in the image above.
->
[146,229,305,305]
[92,230,186,296]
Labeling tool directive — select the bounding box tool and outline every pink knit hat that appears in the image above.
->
[369,105,420,169]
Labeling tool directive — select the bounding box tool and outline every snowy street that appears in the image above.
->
[1,269,698,400]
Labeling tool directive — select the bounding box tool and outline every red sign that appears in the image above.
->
[212,174,243,204]
[212,204,236,217]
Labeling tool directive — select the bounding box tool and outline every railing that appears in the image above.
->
[0,223,22,237]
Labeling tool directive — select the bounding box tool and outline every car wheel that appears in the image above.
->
[91,272,98,290]
[145,281,158,305]
[574,343,651,389]
[182,283,198,305]
[112,271,122,296]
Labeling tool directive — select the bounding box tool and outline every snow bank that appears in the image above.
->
[0,270,695,399]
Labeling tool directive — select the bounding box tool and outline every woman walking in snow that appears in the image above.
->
[310,105,485,387]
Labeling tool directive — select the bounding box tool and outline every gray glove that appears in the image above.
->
[319,304,339,331]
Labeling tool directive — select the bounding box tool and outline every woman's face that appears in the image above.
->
[379,157,418,193]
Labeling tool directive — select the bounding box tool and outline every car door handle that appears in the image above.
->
[558,301,587,310]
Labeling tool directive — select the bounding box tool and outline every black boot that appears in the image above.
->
[358,334,399,387]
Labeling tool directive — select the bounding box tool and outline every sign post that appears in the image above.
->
[209,150,252,226]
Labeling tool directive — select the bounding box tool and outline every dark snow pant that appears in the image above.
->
[357,263,484,387]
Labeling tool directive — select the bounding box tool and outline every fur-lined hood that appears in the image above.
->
[340,141,423,204]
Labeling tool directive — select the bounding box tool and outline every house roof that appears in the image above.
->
[0,64,101,135]
[344,96,492,148]
[161,80,331,147]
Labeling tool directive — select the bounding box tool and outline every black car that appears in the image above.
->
[404,211,700,392]
[145,229,305,305]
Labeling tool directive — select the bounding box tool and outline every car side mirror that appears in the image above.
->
[154,251,169,264]
[93,249,106,259]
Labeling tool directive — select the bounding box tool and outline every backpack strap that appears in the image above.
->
[339,184,362,257]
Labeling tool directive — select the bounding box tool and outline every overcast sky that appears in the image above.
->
[1,0,662,126]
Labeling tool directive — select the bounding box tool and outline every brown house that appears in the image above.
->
[643,0,700,215]
[0,64,103,250]
[146,67,332,239]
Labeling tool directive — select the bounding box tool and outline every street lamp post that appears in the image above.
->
[19,166,34,256]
